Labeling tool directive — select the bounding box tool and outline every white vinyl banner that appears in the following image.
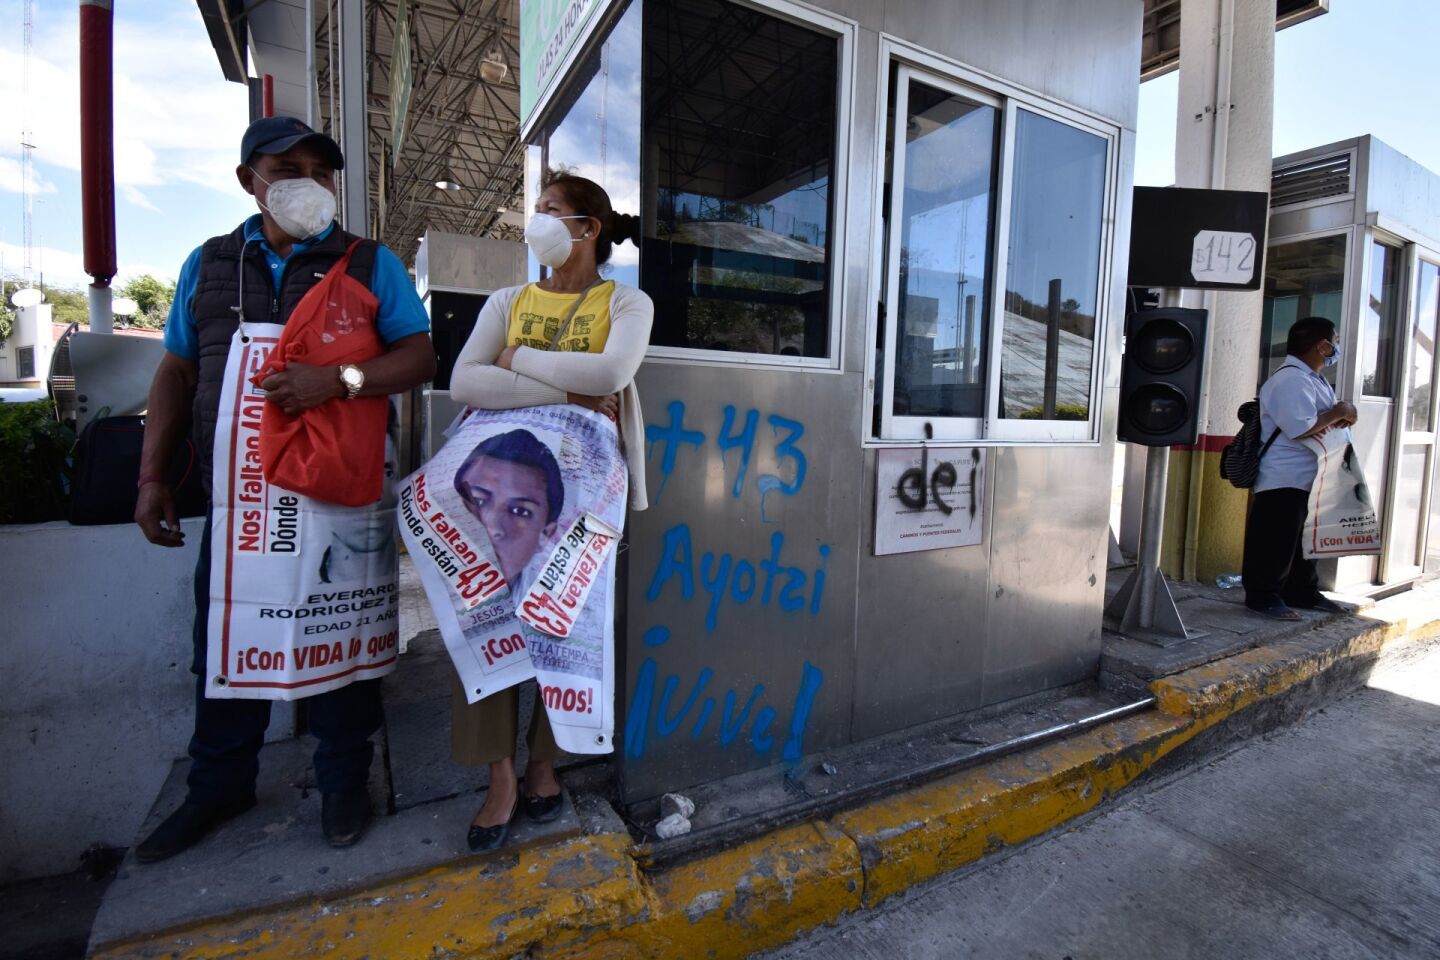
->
[205,324,401,700]
[1303,430,1382,559]
[397,405,627,755]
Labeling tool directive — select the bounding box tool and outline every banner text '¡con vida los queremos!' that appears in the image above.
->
[233,388,303,556]
[400,472,506,607]
[233,630,398,676]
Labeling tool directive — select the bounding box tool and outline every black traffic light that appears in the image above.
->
[1117,307,1207,447]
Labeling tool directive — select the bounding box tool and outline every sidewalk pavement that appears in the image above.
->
[79,575,1440,960]
[759,630,1440,959]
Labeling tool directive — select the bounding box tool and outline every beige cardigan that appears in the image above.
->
[449,281,652,511]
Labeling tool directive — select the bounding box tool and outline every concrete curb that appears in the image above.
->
[89,601,1439,960]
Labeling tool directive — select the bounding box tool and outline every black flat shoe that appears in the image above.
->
[523,792,563,824]
[467,795,519,853]
[1296,596,1347,614]
[1252,603,1302,621]
[322,786,372,848]
[135,794,256,864]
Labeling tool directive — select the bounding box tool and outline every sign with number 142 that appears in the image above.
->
[1191,230,1257,286]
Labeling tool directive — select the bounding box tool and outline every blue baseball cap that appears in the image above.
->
[240,116,345,170]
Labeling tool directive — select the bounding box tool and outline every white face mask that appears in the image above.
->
[251,170,337,241]
[525,212,589,269]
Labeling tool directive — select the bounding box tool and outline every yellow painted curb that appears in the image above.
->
[555,820,863,960]
[90,832,649,960]
[1150,619,1397,724]
[831,711,1190,907]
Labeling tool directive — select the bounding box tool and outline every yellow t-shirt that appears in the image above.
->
[507,280,614,355]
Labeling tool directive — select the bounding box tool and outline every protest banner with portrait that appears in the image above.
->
[1303,429,1382,558]
[204,323,402,700]
[397,404,627,755]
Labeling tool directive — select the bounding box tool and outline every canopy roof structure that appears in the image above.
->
[198,0,1329,267]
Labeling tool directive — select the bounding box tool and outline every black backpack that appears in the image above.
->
[1218,400,1282,489]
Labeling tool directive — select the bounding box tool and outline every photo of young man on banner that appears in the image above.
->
[397,403,627,754]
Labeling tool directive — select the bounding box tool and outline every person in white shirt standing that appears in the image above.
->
[1242,316,1357,620]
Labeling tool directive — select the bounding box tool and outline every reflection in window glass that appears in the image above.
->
[1261,234,1346,385]
[1392,444,1429,568]
[1364,241,1401,397]
[643,0,837,357]
[890,81,997,420]
[540,1,642,288]
[998,111,1106,421]
[1408,261,1439,432]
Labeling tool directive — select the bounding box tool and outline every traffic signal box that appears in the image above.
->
[1117,307,1208,447]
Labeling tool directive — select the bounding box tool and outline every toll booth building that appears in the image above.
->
[1266,136,1440,595]
[508,0,1141,816]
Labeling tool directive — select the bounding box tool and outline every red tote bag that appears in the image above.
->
[250,241,388,506]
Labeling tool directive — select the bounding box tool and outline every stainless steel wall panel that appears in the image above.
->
[880,0,1143,127]
[981,444,1110,704]
[1271,201,1356,239]
[849,449,993,741]
[620,363,865,801]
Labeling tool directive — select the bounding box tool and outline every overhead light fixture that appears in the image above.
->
[479,44,508,84]
[435,171,462,192]
[496,205,507,213]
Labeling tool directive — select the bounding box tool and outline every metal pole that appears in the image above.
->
[337,0,368,234]
[1104,288,1194,645]
[1043,278,1062,418]
[1135,443,1169,627]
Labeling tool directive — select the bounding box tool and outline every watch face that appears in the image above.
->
[342,366,363,388]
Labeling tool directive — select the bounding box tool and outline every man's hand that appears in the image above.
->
[260,362,345,416]
[568,392,619,420]
[136,481,185,547]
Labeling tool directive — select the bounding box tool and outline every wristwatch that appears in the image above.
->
[339,363,365,399]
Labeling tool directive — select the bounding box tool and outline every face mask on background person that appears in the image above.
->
[1324,339,1342,368]
[525,213,590,269]
[251,170,337,240]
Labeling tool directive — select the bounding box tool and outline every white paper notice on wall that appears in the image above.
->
[874,447,986,556]
[1190,230,1258,286]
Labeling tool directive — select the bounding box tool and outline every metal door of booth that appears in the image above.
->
[1380,245,1440,581]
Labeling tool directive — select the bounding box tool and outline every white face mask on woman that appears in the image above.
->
[251,170,337,241]
[524,212,590,269]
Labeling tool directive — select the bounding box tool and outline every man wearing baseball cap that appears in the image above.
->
[132,116,435,860]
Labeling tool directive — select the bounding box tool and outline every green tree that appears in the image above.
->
[46,286,89,327]
[118,274,176,329]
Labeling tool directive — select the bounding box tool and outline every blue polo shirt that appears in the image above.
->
[1255,356,1351,493]
[163,215,429,360]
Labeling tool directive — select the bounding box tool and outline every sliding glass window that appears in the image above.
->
[874,63,1113,442]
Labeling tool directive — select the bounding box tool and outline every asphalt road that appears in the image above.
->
[760,635,1440,960]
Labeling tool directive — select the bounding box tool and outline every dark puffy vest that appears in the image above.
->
[190,224,378,494]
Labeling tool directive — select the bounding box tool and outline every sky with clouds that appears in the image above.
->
[0,0,254,289]
[0,1,1437,291]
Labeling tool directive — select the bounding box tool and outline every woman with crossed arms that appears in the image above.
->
[448,170,651,851]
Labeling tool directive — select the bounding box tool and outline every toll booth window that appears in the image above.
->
[1409,260,1440,433]
[880,69,998,431]
[641,0,838,358]
[1364,240,1402,397]
[997,111,1107,424]
[876,72,1113,442]
[536,1,643,288]
[1262,234,1346,386]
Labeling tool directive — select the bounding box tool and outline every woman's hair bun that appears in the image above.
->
[609,211,641,248]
